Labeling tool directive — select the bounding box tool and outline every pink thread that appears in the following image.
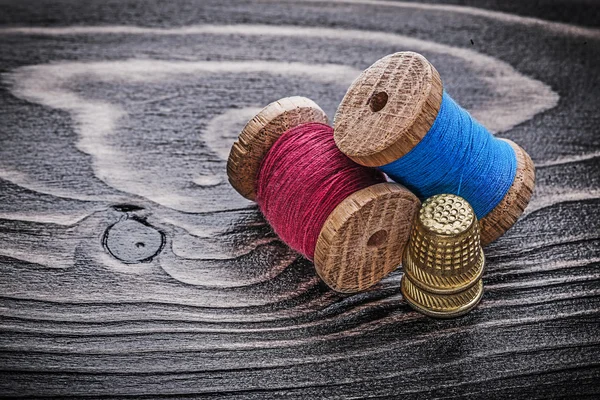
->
[256,123,386,260]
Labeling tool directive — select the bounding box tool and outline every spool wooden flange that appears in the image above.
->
[333,52,535,245]
[227,96,420,293]
[228,96,329,201]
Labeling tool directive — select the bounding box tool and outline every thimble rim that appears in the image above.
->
[401,278,484,318]
[403,248,485,295]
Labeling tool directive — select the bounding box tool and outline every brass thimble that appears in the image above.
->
[401,194,485,318]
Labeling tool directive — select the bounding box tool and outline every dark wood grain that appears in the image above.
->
[0,0,599,398]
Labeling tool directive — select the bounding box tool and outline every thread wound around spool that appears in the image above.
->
[479,140,535,245]
[227,97,420,293]
[227,96,328,201]
[334,51,443,167]
[315,183,420,293]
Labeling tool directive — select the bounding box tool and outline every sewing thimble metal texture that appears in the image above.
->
[401,194,485,318]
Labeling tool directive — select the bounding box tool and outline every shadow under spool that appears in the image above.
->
[333,52,535,245]
[227,96,420,293]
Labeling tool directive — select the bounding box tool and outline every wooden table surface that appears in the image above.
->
[0,0,599,398]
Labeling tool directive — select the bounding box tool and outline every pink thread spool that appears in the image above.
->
[227,96,420,292]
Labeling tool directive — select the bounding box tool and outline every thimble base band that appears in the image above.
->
[403,249,485,295]
[401,276,483,318]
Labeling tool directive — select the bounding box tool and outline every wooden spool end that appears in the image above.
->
[227,96,329,201]
[334,51,535,245]
[333,51,443,167]
[314,183,420,293]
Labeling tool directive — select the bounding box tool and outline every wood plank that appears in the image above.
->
[0,0,598,397]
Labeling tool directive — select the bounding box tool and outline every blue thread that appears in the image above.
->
[380,91,517,219]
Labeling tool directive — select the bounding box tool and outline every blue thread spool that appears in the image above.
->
[333,52,535,245]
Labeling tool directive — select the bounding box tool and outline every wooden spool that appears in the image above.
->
[227,96,420,293]
[333,52,535,245]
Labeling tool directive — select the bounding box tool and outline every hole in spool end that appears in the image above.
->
[367,230,388,247]
[367,91,388,112]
